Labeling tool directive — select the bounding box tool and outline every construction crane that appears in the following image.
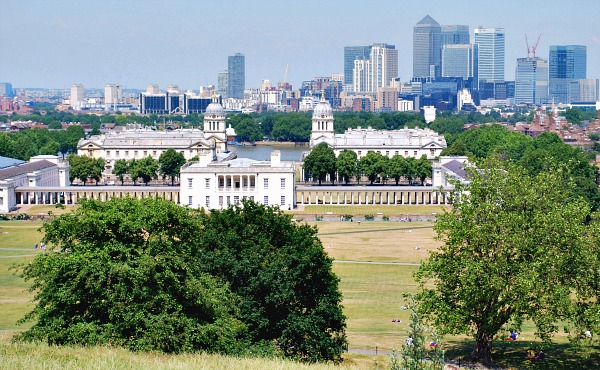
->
[526,34,542,58]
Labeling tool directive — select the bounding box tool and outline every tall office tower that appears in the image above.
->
[515,57,549,105]
[227,53,245,99]
[568,79,599,102]
[474,27,505,84]
[0,82,13,97]
[413,15,442,79]
[104,84,122,111]
[146,84,159,94]
[344,46,372,86]
[70,84,84,109]
[370,43,398,90]
[549,45,587,103]
[442,44,476,81]
[353,58,371,93]
[442,25,470,45]
[217,71,228,98]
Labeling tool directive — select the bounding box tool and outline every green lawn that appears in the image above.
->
[289,204,449,216]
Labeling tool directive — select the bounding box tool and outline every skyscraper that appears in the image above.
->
[353,58,371,93]
[344,46,371,86]
[104,84,122,111]
[442,44,476,81]
[370,43,398,90]
[515,57,548,105]
[0,82,13,98]
[413,15,442,79]
[548,45,587,103]
[217,71,228,98]
[70,84,84,110]
[441,25,470,45]
[474,27,505,84]
[227,53,245,99]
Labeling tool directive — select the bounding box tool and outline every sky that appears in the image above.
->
[1,0,600,91]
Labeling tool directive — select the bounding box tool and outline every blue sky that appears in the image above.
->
[1,0,599,91]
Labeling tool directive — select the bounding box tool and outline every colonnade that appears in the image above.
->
[296,186,450,205]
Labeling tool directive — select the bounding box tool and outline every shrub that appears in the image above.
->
[13,213,30,220]
[54,203,66,209]
[364,214,375,221]
[382,215,390,221]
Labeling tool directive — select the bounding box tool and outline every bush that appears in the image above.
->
[364,214,375,221]
[0,214,10,221]
[54,203,65,209]
[382,215,390,221]
[342,214,353,221]
[13,213,30,220]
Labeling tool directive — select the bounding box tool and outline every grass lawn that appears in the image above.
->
[289,204,449,216]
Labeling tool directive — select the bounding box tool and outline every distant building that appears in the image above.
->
[549,45,587,103]
[104,84,122,111]
[569,79,599,102]
[474,27,505,84]
[344,46,372,86]
[217,71,228,98]
[70,84,84,110]
[0,83,14,98]
[370,43,398,90]
[413,15,442,79]
[180,150,295,210]
[228,53,245,99]
[442,44,477,83]
[515,57,549,105]
[441,25,470,45]
[309,96,446,159]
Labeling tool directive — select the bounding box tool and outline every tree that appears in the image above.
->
[336,150,357,184]
[112,159,130,185]
[303,142,336,185]
[416,155,432,185]
[195,200,347,362]
[230,114,262,142]
[271,113,311,142]
[158,149,186,185]
[564,107,583,125]
[130,156,158,186]
[415,160,596,365]
[15,197,248,354]
[387,155,407,185]
[360,151,385,184]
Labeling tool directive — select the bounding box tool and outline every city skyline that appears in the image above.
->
[1,0,599,91]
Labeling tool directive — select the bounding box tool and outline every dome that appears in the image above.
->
[205,96,225,115]
[312,97,333,118]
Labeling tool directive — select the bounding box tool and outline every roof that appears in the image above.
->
[0,160,56,181]
[78,129,217,149]
[0,156,25,169]
[314,127,447,149]
[442,159,467,180]
[415,15,440,27]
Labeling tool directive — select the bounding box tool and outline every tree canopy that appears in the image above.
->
[415,160,600,364]
[16,198,346,362]
[303,142,336,185]
[158,149,185,185]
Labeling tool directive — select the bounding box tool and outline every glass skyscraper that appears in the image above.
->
[344,46,371,85]
[442,44,477,83]
[441,25,470,45]
[548,45,587,103]
[474,27,505,84]
[227,53,245,99]
[515,57,549,105]
[413,15,442,79]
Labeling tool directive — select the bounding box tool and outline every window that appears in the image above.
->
[226,196,231,206]
[0,196,3,206]
[413,151,417,157]
[219,196,223,206]
[280,196,285,205]
[430,149,435,156]
[386,151,389,156]
[205,196,210,207]
[358,150,362,157]
[125,150,129,157]
[280,178,286,188]
[188,178,193,189]
[205,178,210,189]
[395,151,399,155]
[107,151,111,157]
[264,178,269,188]
[219,178,224,187]
[188,196,193,206]
[115,150,120,157]
[263,196,269,205]
[250,196,254,201]
[153,151,157,156]
[234,196,240,204]
[134,150,138,157]
[143,151,148,156]
[404,151,408,156]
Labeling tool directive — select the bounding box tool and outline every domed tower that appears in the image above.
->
[310,93,335,147]
[203,95,228,152]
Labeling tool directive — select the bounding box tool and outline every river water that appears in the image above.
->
[230,144,307,162]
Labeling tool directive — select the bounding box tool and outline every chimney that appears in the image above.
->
[271,150,281,167]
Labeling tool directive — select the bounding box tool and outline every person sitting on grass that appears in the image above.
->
[527,348,536,360]
[507,330,518,340]
[532,350,545,360]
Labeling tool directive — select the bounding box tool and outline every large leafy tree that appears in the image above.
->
[360,151,385,184]
[130,156,158,186]
[195,200,347,362]
[416,155,432,185]
[112,159,130,185]
[158,149,185,185]
[303,142,336,185]
[270,112,311,142]
[386,154,407,185]
[416,160,598,365]
[230,114,262,142]
[67,155,104,185]
[336,150,357,184]
[16,197,248,354]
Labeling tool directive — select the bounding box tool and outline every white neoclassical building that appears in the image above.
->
[0,155,70,212]
[77,96,231,174]
[180,150,295,210]
[309,96,446,159]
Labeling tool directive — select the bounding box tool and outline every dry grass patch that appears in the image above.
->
[290,205,449,216]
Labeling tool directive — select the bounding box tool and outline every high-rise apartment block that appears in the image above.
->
[217,71,228,98]
[441,25,470,45]
[104,84,122,111]
[474,27,505,84]
[227,53,245,99]
[0,82,14,98]
[515,57,549,105]
[548,45,587,103]
[344,46,372,86]
[413,15,442,79]
[370,43,398,90]
[70,84,84,110]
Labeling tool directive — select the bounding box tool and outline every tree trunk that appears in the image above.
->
[472,330,494,365]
